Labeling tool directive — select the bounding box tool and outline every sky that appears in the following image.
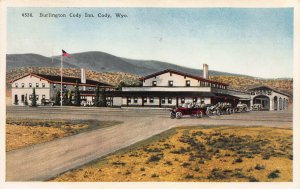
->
[7,8,293,78]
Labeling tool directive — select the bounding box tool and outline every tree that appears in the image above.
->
[99,88,107,107]
[94,84,100,107]
[62,91,68,105]
[55,91,61,105]
[24,94,28,106]
[31,88,37,107]
[74,81,81,106]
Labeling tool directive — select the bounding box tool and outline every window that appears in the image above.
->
[36,83,39,88]
[21,83,25,88]
[186,80,190,87]
[181,98,185,104]
[127,97,131,104]
[42,83,45,88]
[161,97,165,104]
[53,84,56,88]
[201,98,205,104]
[15,83,18,88]
[168,98,172,104]
[193,97,197,102]
[143,97,147,103]
[168,81,173,87]
[42,95,45,99]
[134,97,138,103]
[149,97,154,103]
[36,95,39,100]
[29,83,32,88]
[152,81,157,87]
[29,95,32,100]
[63,85,67,89]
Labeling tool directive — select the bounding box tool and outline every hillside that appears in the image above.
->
[6,67,292,99]
[7,51,251,77]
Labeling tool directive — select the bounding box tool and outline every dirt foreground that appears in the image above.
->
[52,126,292,182]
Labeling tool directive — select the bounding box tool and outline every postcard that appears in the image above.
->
[0,0,299,189]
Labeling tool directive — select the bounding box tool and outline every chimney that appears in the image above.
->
[203,64,208,79]
[81,68,86,84]
[81,68,86,91]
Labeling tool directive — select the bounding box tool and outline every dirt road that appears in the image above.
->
[6,106,292,181]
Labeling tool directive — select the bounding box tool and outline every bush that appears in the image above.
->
[147,154,162,163]
[254,164,265,170]
[248,176,259,182]
[185,174,194,179]
[151,173,159,178]
[233,157,243,164]
[268,170,280,179]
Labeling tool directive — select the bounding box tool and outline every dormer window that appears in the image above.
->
[186,80,190,87]
[168,81,173,87]
[15,83,18,88]
[29,83,32,88]
[22,83,25,88]
[152,81,157,87]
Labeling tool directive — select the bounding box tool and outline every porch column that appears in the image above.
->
[159,97,161,107]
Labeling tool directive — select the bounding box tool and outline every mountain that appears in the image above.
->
[6,53,78,70]
[7,51,251,77]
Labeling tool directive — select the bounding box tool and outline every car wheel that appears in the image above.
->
[176,112,182,119]
[170,112,175,119]
[197,111,203,118]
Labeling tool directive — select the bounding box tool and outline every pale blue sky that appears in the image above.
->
[7,8,293,78]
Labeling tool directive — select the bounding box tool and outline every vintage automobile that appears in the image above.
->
[234,103,250,113]
[205,103,221,116]
[218,102,233,115]
[41,99,54,106]
[170,103,206,119]
[252,103,262,111]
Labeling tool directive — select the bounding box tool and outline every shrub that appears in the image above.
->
[268,170,280,179]
[151,173,159,178]
[181,162,191,167]
[254,164,265,170]
[207,168,228,180]
[248,176,259,182]
[233,157,243,164]
[112,161,126,166]
[185,174,194,179]
[147,154,162,163]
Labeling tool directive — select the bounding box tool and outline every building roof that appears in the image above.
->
[248,85,290,97]
[10,73,113,87]
[105,91,239,99]
[139,69,229,86]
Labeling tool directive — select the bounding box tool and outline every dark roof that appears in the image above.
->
[11,73,113,87]
[106,91,239,99]
[248,85,290,97]
[139,69,229,86]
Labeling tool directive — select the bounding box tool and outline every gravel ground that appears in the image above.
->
[6,106,292,181]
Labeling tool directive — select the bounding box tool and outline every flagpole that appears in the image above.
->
[60,54,63,107]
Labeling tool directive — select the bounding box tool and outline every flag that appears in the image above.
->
[62,49,72,58]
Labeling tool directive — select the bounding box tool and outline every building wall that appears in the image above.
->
[250,90,289,111]
[11,75,51,105]
[119,96,211,107]
[143,72,201,87]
